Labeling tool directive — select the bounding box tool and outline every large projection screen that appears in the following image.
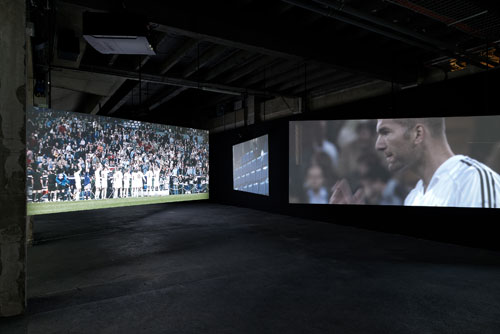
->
[27,108,209,215]
[290,117,500,208]
[233,134,269,196]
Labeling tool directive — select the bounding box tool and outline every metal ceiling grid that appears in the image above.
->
[387,0,500,40]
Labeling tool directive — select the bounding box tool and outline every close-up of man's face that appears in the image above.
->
[375,119,416,173]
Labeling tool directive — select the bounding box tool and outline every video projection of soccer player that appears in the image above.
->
[330,118,500,208]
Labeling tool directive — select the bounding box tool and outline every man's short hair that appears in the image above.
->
[395,118,446,138]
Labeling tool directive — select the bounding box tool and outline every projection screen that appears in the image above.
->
[27,108,209,215]
[233,134,269,196]
[289,117,500,208]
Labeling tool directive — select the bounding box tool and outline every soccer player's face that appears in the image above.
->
[375,119,415,173]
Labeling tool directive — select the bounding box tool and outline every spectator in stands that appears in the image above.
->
[304,165,329,204]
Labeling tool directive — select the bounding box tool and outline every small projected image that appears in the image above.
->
[233,134,269,196]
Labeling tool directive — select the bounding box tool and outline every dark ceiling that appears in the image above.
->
[29,0,500,130]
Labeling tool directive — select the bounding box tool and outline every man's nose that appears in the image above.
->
[375,136,385,151]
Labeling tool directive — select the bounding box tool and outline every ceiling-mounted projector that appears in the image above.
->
[82,11,156,55]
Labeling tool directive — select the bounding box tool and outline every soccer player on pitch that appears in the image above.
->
[83,167,92,200]
[330,118,500,208]
[101,164,109,199]
[123,168,131,198]
[113,167,123,198]
[73,164,82,201]
[94,164,102,200]
[131,168,138,198]
[137,168,145,197]
[145,167,154,196]
[153,164,161,195]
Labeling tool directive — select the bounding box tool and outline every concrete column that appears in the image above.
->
[27,216,34,247]
[0,0,27,317]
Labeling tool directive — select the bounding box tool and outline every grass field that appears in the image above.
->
[27,193,209,216]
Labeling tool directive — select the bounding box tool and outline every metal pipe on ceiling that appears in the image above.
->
[312,0,448,48]
[282,0,438,52]
[282,0,495,69]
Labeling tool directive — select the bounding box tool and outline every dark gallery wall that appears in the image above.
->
[209,68,500,251]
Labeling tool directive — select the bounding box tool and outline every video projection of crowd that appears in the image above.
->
[233,134,269,196]
[289,117,500,208]
[27,108,209,213]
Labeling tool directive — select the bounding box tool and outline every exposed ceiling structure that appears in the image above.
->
[28,0,500,130]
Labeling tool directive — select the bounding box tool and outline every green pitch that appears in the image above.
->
[27,193,209,216]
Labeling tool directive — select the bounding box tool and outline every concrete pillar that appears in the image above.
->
[27,216,34,247]
[0,0,27,317]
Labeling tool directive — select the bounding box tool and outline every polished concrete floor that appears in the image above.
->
[1,201,500,333]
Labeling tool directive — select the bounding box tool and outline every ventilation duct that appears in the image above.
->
[82,11,155,55]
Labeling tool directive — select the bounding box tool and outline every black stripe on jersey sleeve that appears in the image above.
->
[461,159,485,208]
[466,158,493,208]
[490,171,497,209]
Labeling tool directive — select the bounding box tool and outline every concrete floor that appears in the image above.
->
[1,201,500,333]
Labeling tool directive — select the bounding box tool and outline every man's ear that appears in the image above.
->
[414,124,424,144]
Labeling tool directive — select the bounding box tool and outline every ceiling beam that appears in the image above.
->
[291,72,355,95]
[95,79,138,115]
[263,64,321,89]
[218,56,277,84]
[307,77,376,97]
[107,84,137,115]
[108,54,119,66]
[182,44,227,78]
[273,68,337,92]
[203,50,257,81]
[89,77,126,114]
[135,55,151,71]
[47,66,125,96]
[148,86,189,111]
[44,64,291,101]
[152,22,303,62]
[237,59,299,87]
[159,38,199,74]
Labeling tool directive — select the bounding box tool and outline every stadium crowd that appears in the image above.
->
[27,109,209,202]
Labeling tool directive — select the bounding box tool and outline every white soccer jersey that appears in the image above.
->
[123,172,131,188]
[146,170,153,186]
[131,172,138,188]
[101,170,109,188]
[94,170,101,188]
[74,171,81,188]
[153,170,160,187]
[113,171,123,188]
[405,155,500,208]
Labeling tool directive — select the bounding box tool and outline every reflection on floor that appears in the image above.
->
[2,201,500,333]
